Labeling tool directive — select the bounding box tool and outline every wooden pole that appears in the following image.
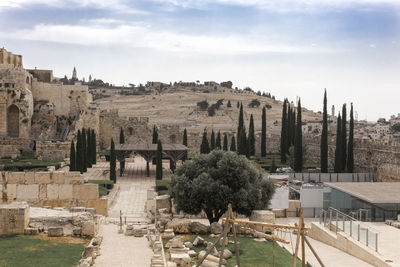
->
[292,209,303,267]
[229,205,241,267]
[196,232,224,267]
[304,236,325,267]
[301,209,305,267]
[219,204,231,267]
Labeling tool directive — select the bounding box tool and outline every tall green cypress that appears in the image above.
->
[152,125,158,164]
[287,106,292,149]
[230,135,236,152]
[347,103,354,173]
[341,104,347,171]
[223,133,228,151]
[182,128,188,161]
[70,140,76,171]
[91,129,96,164]
[110,138,116,183]
[238,103,244,145]
[76,130,83,173]
[82,128,87,172]
[294,99,303,172]
[261,106,267,157]
[334,113,342,173]
[238,127,248,156]
[120,128,125,144]
[200,128,210,154]
[291,109,296,145]
[87,129,92,168]
[156,140,163,180]
[210,130,216,150]
[248,114,255,156]
[321,90,328,173]
[280,99,287,163]
[119,128,125,174]
[216,131,221,149]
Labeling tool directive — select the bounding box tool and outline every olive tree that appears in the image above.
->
[170,150,275,224]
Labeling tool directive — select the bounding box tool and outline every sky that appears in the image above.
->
[1,0,400,121]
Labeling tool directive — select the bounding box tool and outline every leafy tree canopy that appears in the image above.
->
[170,150,275,224]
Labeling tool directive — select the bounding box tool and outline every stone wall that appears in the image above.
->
[0,171,99,209]
[0,137,31,158]
[35,141,70,161]
[31,81,92,117]
[0,202,29,236]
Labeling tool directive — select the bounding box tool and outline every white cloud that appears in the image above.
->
[0,0,147,14]
[151,0,400,12]
[4,22,333,55]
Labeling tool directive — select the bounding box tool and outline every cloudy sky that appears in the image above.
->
[1,0,399,121]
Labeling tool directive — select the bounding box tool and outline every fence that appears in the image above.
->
[319,207,379,252]
[288,173,374,183]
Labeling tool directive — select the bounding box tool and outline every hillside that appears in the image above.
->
[94,85,322,138]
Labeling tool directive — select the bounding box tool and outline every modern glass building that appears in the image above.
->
[324,182,400,221]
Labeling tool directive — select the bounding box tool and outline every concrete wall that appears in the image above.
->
[0,171,99,210]
[270,187,289,209]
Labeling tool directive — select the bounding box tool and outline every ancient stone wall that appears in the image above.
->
[31,81,91,117]
[35,141,70,161]
[0,202,29,236]
[0,171,99,208]
[0,137,31,158]
[0,48,23,68]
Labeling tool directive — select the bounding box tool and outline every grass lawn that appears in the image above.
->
[0,235,86,267]
[88,180,114,197]
[156,179,171,195]
[165,234,307,267]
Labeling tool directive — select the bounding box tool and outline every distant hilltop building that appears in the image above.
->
[332,105,335,117]
[72,67,77,80]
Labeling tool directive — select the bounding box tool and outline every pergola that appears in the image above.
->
[113,143,188,177]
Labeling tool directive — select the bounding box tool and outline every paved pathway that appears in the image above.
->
[276,218,374,267]
[94,158,155,267]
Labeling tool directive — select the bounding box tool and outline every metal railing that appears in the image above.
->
[319,207,379,252]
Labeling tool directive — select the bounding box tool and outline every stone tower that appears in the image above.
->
[332,105,335,117]
[72,67,77,80]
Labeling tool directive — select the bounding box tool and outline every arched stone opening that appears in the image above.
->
[128,127,133,135]
[169,134,176,143]
[7,104,20,137]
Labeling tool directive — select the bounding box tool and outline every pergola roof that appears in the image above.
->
[114,143,188,152]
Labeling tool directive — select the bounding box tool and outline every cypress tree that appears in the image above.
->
[287,106,292,149]
[210,130,216,150]
[152,125,158,164]
[87,129,92,168]
[91,129,96,164]
[238,127,248,156]
[334,113,342,173]
[294,99,303,172]
[182,128,188,161]
[341,104,347,172]
[120,128,125,144]
[223,133,228,151]
[76,130,83,173]
[119,128,125,174]
[237,103,244,145]
[261,106,267,157]
[237,101,240,108]
[82,128,87,172]
[291,109,296,145]
[347,103,354,173]
[110,138,116,183]
[156,140,163,180]
[200,128,210,154]
[248,114,255,156]
[70,140,76,171]
[230,135,236,152]
[321,90,328,173]
[280,99,287,163]
[216,131,221,149]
